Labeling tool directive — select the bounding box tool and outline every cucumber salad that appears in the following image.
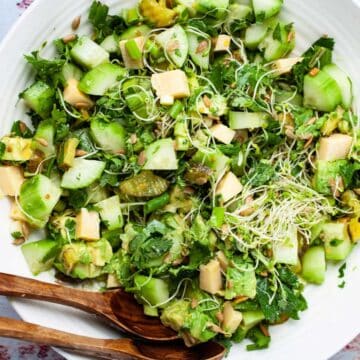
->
[1,0,359,352]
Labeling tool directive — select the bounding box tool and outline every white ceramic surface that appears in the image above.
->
[0,1,359,359]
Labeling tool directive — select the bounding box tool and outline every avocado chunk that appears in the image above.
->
[161,300,190,332]
[0,136,33,161]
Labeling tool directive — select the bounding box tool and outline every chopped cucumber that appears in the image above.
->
[275,90,303,107]
[192,148,230,179]
[241,310,265,332]
[226,4,253,32]
[70,36,110,69]
[100,34,120,54]
[21,239,59,275]
[21,81,55,119]
[273,225,298,265]
[143,138,178,170]
[252,0,283,21]
[134,275,169,307]
[195,0,229,19]
[62,63,83,84]
[61,158,106,189]
[244,23,268,50]
[96,195,123,230]
[19,175,62,228]
[322,64,352,109]
[187,31,210,70]
[79,63,127,96]
[301,246,326,284]
[229,111,268,129]
[119,24,151,41]
[90,117,126,154]
[33,119,55,157]
[321,222,353,261]
[303,70,342,112]
[156,25,188,68]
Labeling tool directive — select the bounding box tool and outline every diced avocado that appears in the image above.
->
[58,138,80,169]
[90,117,126,154]
[192,148,230,179]
[21,239,59,275]
[119,25,151,41]
[195,0,229,19]
[229,111,268,130]
[320,222,353,261]
[225,263,256,299]
[61,158,106,189]
[70,36,110,69]
[349,217,360,243]
[19,175,62,228]
[21,81,55,119]
[79,63,127,96]
[143,138,178,170]
[241,310,265,332]
[61,63,83,84]
[134,275,169,307]
[0,136,33,161]
[33,119,55,156]
[301,246,326,284]
[96,195,123,230]
[273,225,298,265]
[183,309,217,343]
[161,300,190,331]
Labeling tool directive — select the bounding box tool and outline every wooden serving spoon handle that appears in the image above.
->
[0,316,151,359]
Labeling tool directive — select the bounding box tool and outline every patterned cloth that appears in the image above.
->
[0,0,359,359]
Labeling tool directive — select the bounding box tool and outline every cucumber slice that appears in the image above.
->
[156,25,188,68]
[229,111,268,129]
[303,70,342,112]
[21,239,59,275]
[70,36,110,69]
[61,158,106,189]
[244,23,268,50]
[322,64,352,109]
[252,0,283,20]
[187,31,210,70]
[90,117,126,154]
[21,81,55,119]
[275,90,303,107]
[79,63,127,96]
[134,275,169,307]
[226,4,253,31]
[241,310,265,331]
[195,0,229,19]
[301,246,326,284]
[144,138,178,170]
[62,63,83,84]
[100,34,120,54]
[119,25,151,41]
[33,119,55,156]
[273,225,298,265]
[192,149,230,179]
[96,195,123,230]
[19,175,62,228]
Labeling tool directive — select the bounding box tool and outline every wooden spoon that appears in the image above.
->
[0,272,177,341]
[0,316,225,360]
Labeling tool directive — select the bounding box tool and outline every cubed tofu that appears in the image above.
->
[63,78,94,110]
[272,57,303,76]
[200,259,223,295]
[216,172,243,202]
[151,70,190,102]
[222,302,243,334]
[10,201,28,222]
[318,134,353,161]
[119,36,145,69]
[214,35,231,52]
[0,166,24,196]
[107,273,121,289]
[210,124,236,145]
[75,208,100,241]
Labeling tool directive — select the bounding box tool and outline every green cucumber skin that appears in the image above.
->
[21,81,55,119]
[303,70,342,112]
[144,138,178,170]
[119,25,151,41]
[244,23,268,50]
[100,34,120,54]
[90,117,127,153]
[229,111,268,129]
[61,158,106,190]
[301,246,326,285]
[79,63,127,96]
[70,36,110,69]
[252,0,283,20]
[33,119,55,156]
[19,175,62,228]
[96,195,124,230]
[134,275,169,307]
[187,32,210,70]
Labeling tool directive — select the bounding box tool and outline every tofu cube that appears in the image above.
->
[75,208,100,241]
[216,172,243,202]
[151,70,190,100]
[214,35,231,52]
[10,220,31,240]
[222,302,243,334]
[210,124,236,145]
[10,201,28,222]
[119,36,145,69]
[64,79,94,109]
[200,259,223,294]
[0,166,24,196]
[318,134,353,161]
[272,57,303,76]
